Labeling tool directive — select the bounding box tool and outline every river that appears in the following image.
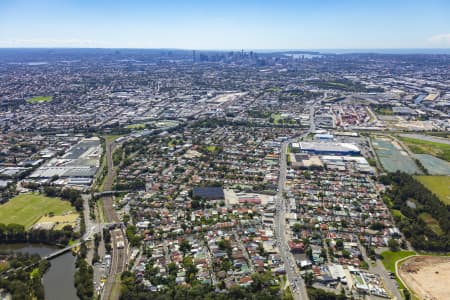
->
[0,243,78,300]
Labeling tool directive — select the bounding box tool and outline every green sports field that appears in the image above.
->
[0,193,74,228]
[416,175,450,205]
[125,123,146,129]
[26,96,53,103]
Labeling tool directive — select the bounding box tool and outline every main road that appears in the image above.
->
[274,101,317,300]
[275,140,308,300]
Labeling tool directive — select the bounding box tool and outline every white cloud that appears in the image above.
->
[428,33,450,46]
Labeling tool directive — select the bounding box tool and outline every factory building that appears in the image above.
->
[291,142,360,156]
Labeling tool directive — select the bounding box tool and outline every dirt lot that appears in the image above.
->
[398,256,450,300]
[36,213,79,230]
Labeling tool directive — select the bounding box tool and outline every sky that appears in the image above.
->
[0,0,449,50]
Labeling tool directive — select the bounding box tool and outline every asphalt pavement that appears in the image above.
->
[273,101,318,299]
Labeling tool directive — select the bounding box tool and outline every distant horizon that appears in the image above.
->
[1,47,450,55]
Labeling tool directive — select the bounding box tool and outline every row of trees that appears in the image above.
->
[0,223,79,245]
[114,179,145,191]
[103,228,112,253]
[74,244,94,300]
[307,287,347,300]
[381,172,450,251]
[43,186,83,211]
[193,117,301,129]
[92,233,101,264]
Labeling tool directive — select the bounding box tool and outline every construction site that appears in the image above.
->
[398,256,450,300]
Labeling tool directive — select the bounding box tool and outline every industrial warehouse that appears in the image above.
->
[29,137,102,187]
[291,142,361,156]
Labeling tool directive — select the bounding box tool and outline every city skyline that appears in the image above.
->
[0,0,449,49]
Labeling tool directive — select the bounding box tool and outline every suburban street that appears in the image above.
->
[359,243,402,300]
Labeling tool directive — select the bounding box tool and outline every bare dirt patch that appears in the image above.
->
[398,255,450,300]
[36,213,79,230]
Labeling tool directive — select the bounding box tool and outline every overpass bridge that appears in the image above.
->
[1,225,100,277]
[43,241,82,260]
[0,241,83,278]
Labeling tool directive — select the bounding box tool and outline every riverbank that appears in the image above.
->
[0,243,78,300]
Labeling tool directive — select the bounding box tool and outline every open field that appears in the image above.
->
[125,123,146,129]
[399,136,450,163]
[372,138,420,174]
[0,193,74,228]
[415,175,450,205]
[400,134,450,145]
[381,250,416,274]
[399,256,450,300]
[36,213,79,230]
[26,95,53,103]
[155,120,179,128]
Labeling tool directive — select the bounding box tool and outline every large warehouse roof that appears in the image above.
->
[295,142,360,154]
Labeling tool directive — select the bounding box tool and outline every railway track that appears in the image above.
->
[101,139,128,300]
